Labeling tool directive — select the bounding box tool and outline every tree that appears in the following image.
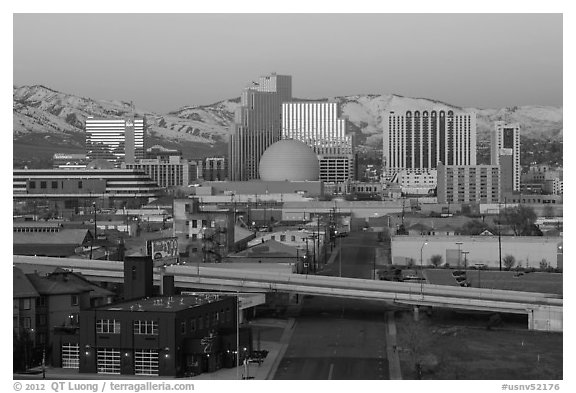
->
[539,259,549,270]
[503,255,516,270]
[397,313,433,379]
[430,255,443,268]
[503,205,538,236]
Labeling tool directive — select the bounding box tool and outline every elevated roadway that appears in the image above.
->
[13,255,562,331]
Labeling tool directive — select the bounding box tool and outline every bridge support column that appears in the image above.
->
[413,306,419,322]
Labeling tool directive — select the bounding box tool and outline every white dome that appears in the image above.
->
[259,139,319,181]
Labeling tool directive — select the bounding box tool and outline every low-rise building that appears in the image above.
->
[437,163,501,204]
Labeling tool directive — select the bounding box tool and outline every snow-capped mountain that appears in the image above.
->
[13,85,562,166]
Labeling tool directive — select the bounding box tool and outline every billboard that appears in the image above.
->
[146,237,178,266]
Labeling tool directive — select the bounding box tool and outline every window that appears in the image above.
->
[190,319,196,332]
[192,234,197,240]
[271,236,276,240]
[291,236,296,242]
[202,220,208,227]
[181,321,186,334]
[133,320,158,335]
[22,298,31,310]
[78,181,83,189]
[198,316,203,330]
[185,234,190,239]
[51,181,58,189]
[39,315,47,326]
[280,235,286,241]
[22,317,32,329]
[62,343,79,369]
[192,220,198,228]
[96,319,121,334]
[40,181,47,189]
[71,295,79,306]
[29,181,36,189]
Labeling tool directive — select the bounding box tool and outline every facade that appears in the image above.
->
[521,165,563,195]
[172,199,235,261]
[491,122,520,192]
[86,116,145,166]
[13,169,164,212]
[228,73,292,181]
[203,157,227,181]
[282,101,355,183]
[437,163,501,204]
[383,109,477,176]
[124,156,192,188]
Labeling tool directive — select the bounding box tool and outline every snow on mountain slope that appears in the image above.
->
[13,85,562,155]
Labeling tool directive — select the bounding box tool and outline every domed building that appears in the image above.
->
[259,139,319,181]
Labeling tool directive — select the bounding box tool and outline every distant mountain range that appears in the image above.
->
[13,85,563,168]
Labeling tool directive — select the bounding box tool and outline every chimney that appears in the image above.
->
[123,256,153,301]
[163,275,175,297]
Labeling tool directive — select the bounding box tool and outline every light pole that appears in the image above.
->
[90,201,96,259]
[462,251,469,270]
[455,242,463,268]
[420,241,428,295]
[338,232,342,278]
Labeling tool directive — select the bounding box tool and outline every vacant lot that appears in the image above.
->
[396,313,562,380]
[425,269,563,295]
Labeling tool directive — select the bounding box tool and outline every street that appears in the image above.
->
[274,231,393,380]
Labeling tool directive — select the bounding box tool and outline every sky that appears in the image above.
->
[13,13,563,113]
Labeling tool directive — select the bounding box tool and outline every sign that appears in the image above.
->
[200,331,218,353]
[146,237,178,266]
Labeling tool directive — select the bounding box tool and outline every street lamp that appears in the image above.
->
[455,242,463,268]
[90,201,97,259]
[420,241,428,295]
[462,251,469,270]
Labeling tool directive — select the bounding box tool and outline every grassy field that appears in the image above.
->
[425,269,563,295]
[396,313,563,380]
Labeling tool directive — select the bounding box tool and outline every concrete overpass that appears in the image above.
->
[13,255,562,332]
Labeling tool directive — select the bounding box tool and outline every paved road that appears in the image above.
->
[274,231,393,380]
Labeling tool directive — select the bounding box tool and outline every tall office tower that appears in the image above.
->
[228,73,292,181]
[86,116,145,166]
[383,109,477,177]
[282,101,355,183]
[491,121,520,193]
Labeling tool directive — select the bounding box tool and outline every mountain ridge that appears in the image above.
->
[13,84,563,167]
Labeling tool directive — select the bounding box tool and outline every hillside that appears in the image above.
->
[13,85,562,168]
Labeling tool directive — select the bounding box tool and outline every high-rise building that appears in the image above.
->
[228,73,292,181]
[491,121,520,192]
[203,157,227,181]
[282,101,355,183]
[383,109,477,177]
[437,163,501,204]
[86,116,145,166]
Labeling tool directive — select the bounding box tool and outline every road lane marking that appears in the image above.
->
[328,363,334,380]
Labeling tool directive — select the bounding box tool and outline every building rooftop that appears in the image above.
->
[13,229,91,245]
[94,294,226,313]
[13,267,40,298]
[26,273,94,296]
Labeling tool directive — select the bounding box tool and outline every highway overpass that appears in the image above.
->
[13,255,562,332]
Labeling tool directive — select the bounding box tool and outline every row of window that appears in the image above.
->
[29,181,84,189]
[21,295,77,310]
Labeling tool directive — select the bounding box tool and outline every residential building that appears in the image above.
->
[491,122,521,192]
[86,116,145,166]
[383,109,477,176]
[282,101,355,183]
[437,163,501,204]
[124,156,192,188]
[172,199,235,261]
[228,73,292,181]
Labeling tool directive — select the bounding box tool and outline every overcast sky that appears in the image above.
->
[13,13,562,113]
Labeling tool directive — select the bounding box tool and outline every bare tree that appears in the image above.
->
[397,313,432,379]
[503,255,516,270]
[430,254,443,268]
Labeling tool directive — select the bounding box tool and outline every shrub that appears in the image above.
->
[503,255,516,271]
[430,254,443,268]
